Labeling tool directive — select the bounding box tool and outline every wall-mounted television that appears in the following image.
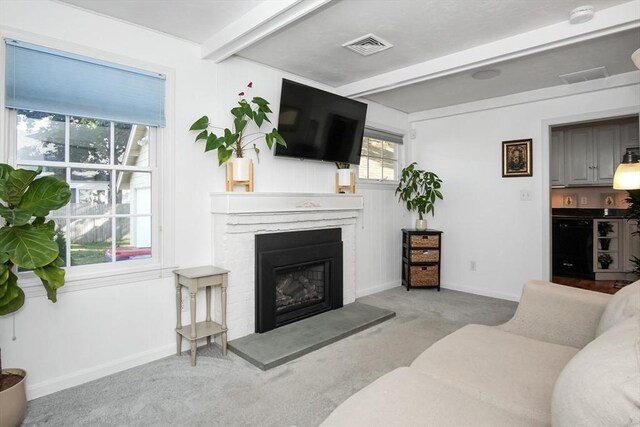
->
[275,79,368,165]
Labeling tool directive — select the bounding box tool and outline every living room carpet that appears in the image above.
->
[228,302,396,370]
[23,287,517,427]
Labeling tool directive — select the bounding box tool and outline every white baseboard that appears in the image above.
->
[26,344,175,400]
[441,281,521,302]
[355,280,400,298]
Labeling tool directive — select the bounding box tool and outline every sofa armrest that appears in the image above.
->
[497,280,611,348]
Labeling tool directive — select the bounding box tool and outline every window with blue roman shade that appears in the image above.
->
[5,39,166,127]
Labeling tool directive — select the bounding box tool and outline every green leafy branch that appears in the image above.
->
[395,162,443,220]
[0,164,71,315]
[189,82,286,165]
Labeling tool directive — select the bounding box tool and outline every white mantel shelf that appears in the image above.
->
[210,192,364,214]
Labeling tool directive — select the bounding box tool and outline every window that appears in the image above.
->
[15,110,155,268]
[358,127,404,181]
[5,39,166,275]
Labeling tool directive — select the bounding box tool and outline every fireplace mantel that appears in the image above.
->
[210,192,362,340]
[210,192,363,214]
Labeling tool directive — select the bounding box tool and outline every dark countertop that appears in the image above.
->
[552,208,627,219]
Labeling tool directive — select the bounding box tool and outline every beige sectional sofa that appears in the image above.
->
[321,280,640,427]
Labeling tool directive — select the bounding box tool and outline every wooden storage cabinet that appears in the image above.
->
[402,229,443,291]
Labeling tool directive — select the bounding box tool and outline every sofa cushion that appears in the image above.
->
[596,280,640,336]
[552,316,640,427]
[410,324,578,425]
[320,367,545,427]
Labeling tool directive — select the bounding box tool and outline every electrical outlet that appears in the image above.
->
[470,261,477,271]
[580,197,588,205]
[519,190,532,201]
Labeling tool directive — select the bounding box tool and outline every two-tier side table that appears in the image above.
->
[174,266,229,366]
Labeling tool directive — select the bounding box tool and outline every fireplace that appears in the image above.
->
[255,228,343,333]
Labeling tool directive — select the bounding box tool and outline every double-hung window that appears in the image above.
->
[358,127,404,182]
[4,40,165,272]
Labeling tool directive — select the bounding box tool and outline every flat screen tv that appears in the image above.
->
[275,79,368,165]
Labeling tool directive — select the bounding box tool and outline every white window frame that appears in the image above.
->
[0,35,176,296]
[357,126,405,187]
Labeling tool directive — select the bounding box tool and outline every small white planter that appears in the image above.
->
[232,158,252,181]
[337,169,352,186]
[415,219,427,231]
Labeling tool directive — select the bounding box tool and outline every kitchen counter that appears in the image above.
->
[552,208,627,219]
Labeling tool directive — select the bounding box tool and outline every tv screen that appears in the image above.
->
[275,79,368,165]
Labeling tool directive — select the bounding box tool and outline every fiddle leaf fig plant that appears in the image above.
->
[189,82,286,165]
[0,164,71,315]
[395,162,443,220]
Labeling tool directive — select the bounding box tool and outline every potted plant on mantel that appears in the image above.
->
[0,164,71,427]
[335,162,352,187]
[395,162,443,231]
[189,82,286,186]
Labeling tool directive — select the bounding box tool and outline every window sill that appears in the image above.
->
[19,264,177,299]
[356,179,399,190]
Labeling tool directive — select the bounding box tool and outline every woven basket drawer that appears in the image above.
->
[410,234,439,248]
[410,249,439,263]
[409,265,439,286]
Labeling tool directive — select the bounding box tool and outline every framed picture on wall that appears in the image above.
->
[502,139,532,177]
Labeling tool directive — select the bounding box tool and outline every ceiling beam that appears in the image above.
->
[337,1,640,98]
[201,0,332,62]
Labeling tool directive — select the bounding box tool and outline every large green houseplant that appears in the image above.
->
[395,162,443,230]
[0,164,71,426]
[189,82,286,183]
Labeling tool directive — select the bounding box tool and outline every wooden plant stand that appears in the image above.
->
[335,171,356,194]
[226,161,254,192]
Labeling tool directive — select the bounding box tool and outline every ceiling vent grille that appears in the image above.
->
[342,33,393,56]
[559,66,609,84]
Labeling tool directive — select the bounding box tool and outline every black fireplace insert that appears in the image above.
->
[255,228,343,333]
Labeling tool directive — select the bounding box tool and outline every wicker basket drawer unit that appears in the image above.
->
[402,228,442,291]
[409,234,439,248]
[409,249,440,263]
[407,265,439,286]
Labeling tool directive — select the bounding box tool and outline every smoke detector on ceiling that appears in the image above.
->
[569,5,594,24]
[342,33,393,56]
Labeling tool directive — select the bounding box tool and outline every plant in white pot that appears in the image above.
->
[189,82,286,184]
[395,162,443,231]
[335,162,353,187]
[0,164,71,427]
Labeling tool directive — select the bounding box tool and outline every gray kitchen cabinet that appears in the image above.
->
[565,127,594,185]
[550,130,565,186]
[620,121,640,157]
[564,124,620,185]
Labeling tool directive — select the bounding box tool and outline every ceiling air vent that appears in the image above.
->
[342,33,393,56]
[559,66,609,84]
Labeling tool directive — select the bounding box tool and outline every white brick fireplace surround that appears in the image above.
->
[211,193,364,340]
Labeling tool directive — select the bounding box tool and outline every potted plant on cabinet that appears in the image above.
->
[395,162,443,231]
[0,164,71,427]
[597,221,614,237]
[598,253,614,270]
[189,82,286,187]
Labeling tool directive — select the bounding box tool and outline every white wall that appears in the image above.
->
[0,0,408,398]
[410,82,640,301]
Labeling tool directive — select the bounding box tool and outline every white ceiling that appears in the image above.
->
[57,0,640,113]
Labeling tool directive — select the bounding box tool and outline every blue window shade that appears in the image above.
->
[5,40,165,127]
